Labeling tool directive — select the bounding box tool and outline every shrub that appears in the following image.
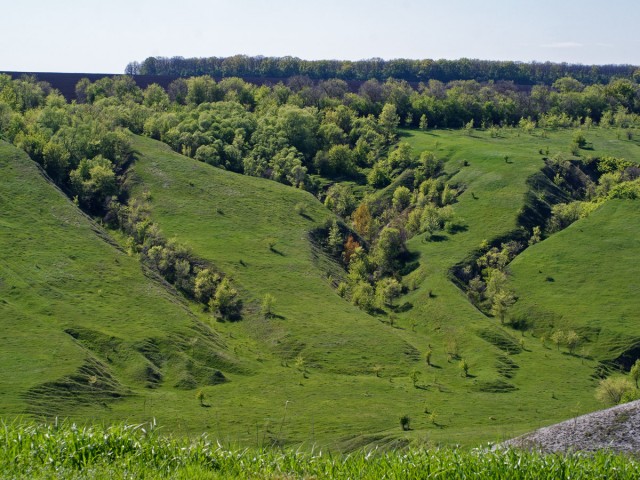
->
[400,415,411,431]
[595,377,634,405]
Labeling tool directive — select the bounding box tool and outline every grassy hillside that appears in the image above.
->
[129,128,636,447]
[2,124,638,450]
[0,141,241,422]
[508,199,640,361]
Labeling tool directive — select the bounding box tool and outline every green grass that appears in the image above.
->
[3,420,640,479]
[508,199,640,359]
[0,141,241,422]
[127,128,638,448]
[2,126,639,452]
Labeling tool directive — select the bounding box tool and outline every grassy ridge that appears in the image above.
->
[3,420,640,479]
[2,125,639,450]
[509,199,640,359]
[128,130,615,448]
[0,141,238,420]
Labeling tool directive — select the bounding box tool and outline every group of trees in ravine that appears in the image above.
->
[1,69,639,320]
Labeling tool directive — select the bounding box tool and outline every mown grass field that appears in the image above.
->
[1,125,639,452]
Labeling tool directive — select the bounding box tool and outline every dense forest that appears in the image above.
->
[127,55,640,86]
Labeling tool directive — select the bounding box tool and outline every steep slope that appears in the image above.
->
[508,200,640,362]
[129,132,601,447]
[0,141,239,420]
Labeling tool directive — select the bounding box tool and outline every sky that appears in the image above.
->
[2,0,639,73]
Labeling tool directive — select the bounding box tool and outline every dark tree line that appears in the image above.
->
[127,55,640,87]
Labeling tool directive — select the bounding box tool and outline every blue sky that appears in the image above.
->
[2,0,639,73]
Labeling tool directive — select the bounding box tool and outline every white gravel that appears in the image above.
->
[500,400,640,453]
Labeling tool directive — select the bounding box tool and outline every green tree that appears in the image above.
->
[595,377,634,405]
[261,293,276,318]
[373,227,405,275]
[491,290,516,324]
[459,358,469,377]
[324,184,356,217]
[392,185,412,211]
[194,269,220,304]
[375,277,402,308]
[210,277,241,319]
[378,103,400,140]
[565,330,580,354]
[327,220,342,256]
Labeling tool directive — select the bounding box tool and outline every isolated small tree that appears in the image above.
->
[425,349,433,366]
[196,389,206,407]
[464,119,474,135]
[631,359,640,388]
[294,354,306,374]
[410,368,421,388]
[400,414,411,431]
[459,358,469,377]
[261,293,276,318]
[294,202,306,216]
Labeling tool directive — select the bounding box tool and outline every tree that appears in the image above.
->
[327,220,342,256]
[425,349,433,366]
[419,114,428,130]
[351,281,375,312]
[595,377,634,405]
[375,277,402,308]
[565,330,580,354]
[210,277,241,319]
[194,269,220,304]
[261,293,276,318]
[419,150,441,178]
[373,227,405,275]
[410,368,420,387]
[351,202,374,241]
[550,331,565,351]
[342,235,360,264]
[378,103,400,140]
[400,414,411,431]
[491,290,515,324]
[459,358,469,377]
[324,184,356,217]
[392,186,412,211]
[326,144,356,177]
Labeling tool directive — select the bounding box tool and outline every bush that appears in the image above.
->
[400,415,411,431]
[595,377,634,405]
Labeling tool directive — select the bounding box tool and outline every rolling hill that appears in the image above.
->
[2,124,639,450]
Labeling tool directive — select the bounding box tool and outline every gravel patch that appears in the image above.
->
[500,400,640,453]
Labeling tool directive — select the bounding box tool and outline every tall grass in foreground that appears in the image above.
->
[1,420,639,479]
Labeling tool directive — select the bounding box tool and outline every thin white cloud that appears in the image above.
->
[541,42,584,49]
